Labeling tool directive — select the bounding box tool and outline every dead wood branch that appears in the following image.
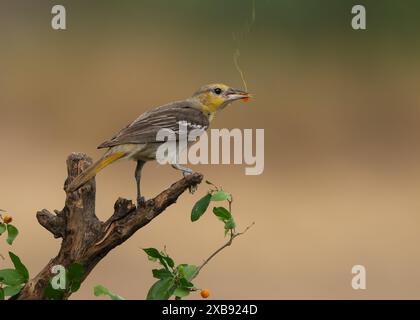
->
[16,152,202,300]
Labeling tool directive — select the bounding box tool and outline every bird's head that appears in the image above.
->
[191,83,250,114]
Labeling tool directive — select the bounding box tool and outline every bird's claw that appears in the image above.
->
[182,170,193,178]
[181,170,196,193]
[188,184,197,194]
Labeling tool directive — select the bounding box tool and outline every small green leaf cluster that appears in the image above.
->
[191,182,235,235]
[143,248,198,300]
[0,252,29,299]
[0,211,28,300]
[0,212,18,245]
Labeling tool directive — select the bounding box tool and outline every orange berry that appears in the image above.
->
[200,289,210,299]
[242,97,249,103]
[3,214,12,224]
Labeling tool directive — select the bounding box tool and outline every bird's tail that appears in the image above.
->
[67,152,126,192]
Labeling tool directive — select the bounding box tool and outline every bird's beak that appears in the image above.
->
[225,88,250,101]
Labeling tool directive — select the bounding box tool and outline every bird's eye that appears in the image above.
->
[214,88,222,95]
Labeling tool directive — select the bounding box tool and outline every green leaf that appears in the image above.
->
[93,285,125,300]
[146,277,175,300]
[67,263,84,293]
[6,224,18,245]
[144,248,175,270]
[211,191,231,202]
[213,207,232,221]
[191,193,211,222]
[93,285,109,296]
[179,264,198,282]
[0,223,6,235]
[157,258,168,270]
[3,285,22,297]
[44,282,64,300]
[179,277,194,288]
[174,287,190,298]
[152,268,173,280]
[9,252,29,281]
[0,269,25,286]
[224,218,236,230]
[0,288,4,300]
[147,256,158,263]
[161,256,175,269]
[44,280,66,300]
[67,263,84,279]
[143,248,163,259]
[69,281,81,292]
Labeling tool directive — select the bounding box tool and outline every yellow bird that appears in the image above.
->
[67,83,249,207]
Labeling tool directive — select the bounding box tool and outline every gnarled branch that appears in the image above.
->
[36,209,65,238]
[16,152,202,300]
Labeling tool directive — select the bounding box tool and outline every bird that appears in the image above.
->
[67,83,250,207]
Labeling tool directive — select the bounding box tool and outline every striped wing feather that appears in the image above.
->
[98,101,209,149]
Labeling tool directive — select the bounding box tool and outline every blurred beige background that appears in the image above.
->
[1,0,420,299]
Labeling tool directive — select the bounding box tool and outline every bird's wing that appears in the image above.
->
[98,101,209,149]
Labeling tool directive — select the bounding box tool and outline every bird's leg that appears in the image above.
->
[171,163,196,194]
[135,160,146,207]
